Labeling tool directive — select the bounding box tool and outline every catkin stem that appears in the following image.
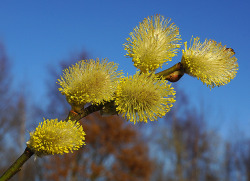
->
[156,62,183,77]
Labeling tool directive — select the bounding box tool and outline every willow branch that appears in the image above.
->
[0,147,34,181]
[1,62,184,181]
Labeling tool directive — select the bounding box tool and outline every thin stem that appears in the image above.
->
[65,103,105,122]
[0,147,34,181]
[155,62,183,78]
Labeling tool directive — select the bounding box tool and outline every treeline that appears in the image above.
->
[0,42,249,181]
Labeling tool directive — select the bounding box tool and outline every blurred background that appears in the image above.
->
[0,0,249,180]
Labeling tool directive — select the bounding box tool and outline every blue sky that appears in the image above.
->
[0,0,249,137]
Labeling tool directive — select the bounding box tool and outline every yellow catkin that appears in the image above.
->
[57,58,123,106]
[115,72,176,124]
[124,14,181,73]
[26,118,86,156]
[181,37,238,88]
